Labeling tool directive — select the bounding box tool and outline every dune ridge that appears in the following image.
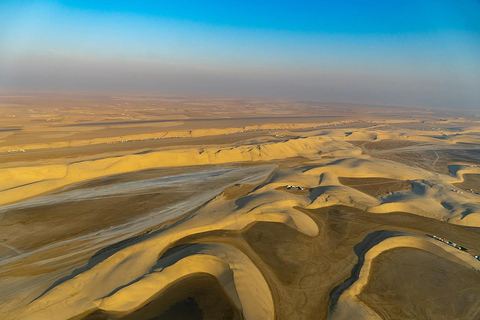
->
[0,136,329,205]
[3,118,480,154]
[7,152,480,318]
[2,113,480,319]
[9,188,315,319]
[329,231,480,320]
[2,127,480,225]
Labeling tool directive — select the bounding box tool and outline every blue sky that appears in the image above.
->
[0,0,479,108]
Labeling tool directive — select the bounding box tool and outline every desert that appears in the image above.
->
[2,0,480,318]
[0,94,479,319]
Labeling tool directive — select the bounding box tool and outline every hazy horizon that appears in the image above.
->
[1,0,479,108]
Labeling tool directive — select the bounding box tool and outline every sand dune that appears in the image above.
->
[2,103,480,320]
[3,130,480,227]
[330,231,480,320]
[0,136,329,205]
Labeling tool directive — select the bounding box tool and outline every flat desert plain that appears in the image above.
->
[1,94,480,320]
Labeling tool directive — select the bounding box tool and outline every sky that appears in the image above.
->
[0,0,479,108]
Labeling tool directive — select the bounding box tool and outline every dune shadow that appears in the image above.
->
[328,230,406,313]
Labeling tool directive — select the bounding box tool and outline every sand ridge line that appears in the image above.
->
[0,136,331,206]
[329,231,480,320]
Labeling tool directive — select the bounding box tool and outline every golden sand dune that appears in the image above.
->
[1,99,480,319]
[97,243,274,319]
[3,130,480,225]
[9,180,313,319]
[0,123,335,153]
[21,244,274,320]
[0,136,330,205]
[330,232,480,320]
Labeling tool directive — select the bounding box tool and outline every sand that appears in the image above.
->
[454,173,480,193]
[359,248,480,319]
[330,232,480,320]
[337,177,412,197]
[1,95,480,320]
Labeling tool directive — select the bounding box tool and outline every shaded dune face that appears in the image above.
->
[80,273,243,320]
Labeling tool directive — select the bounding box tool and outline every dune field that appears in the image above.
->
[1,95,480,319]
